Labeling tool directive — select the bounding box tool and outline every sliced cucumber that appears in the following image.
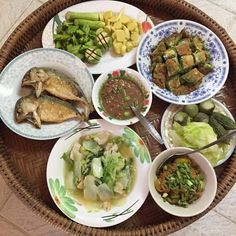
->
[173,111,189,126]
[193,112,209,123]
[183,104,199,117]
[199,99,215,115]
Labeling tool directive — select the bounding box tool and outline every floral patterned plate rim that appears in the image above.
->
[92,68,152,126]
[46,119,151,227]
[0,48,94,140]
[41,0,154,75]
[136,19,229,105]
[160,98,236,167]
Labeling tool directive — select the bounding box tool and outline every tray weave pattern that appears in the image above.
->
[0,0,236,235]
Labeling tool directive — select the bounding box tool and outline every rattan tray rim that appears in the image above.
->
[0,0,236,235]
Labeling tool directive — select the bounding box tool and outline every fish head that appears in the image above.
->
[15,95,41,128]
[22,68,49,85]
[22,68,49,97]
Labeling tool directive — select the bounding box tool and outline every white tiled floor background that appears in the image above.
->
[0,0,236,235]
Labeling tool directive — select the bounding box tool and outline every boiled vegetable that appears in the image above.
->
[199,99,215,114]
[193,112,209,123]
[183,104,199,117]
[171,121,227,165]
[85,48,102,64]
[62,131,135,211]
[96,31,112,51]
[173,111,189,126]
[65,11,100,21]
[101,9,143,55]
[212,112,236,130]
[209,116,227,138]
[74,19,105,29]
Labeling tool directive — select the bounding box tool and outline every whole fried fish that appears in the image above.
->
[15,94,84,128]
[21,67,92,117]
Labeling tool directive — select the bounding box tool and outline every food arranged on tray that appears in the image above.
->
[42,0,153,74]
[15,67,92,128]
[137,19,229,104]
[62,131,135,211]
[0,0,235,227]
[154,156,204,207]
[149,147,217,217]
[53,9,144,64]
[47,119,151,227]
[150,30,213,95]
[0,48,94,140]
[161,98,236,166]
[92,68,152,125]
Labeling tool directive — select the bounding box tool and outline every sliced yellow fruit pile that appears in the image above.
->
[100,9,143,55]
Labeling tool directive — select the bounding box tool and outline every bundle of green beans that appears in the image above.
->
[53,11,112,64]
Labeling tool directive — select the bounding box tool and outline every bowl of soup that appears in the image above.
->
[46,119,151,227]
[92,68,152,125]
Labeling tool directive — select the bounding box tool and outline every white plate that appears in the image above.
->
[137,19,229,105]
[161,98,236,166]
[42,0,154,74]
[46,119,151,227]
[0,48,94,140]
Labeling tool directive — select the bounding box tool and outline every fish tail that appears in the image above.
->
[74,97,93,120]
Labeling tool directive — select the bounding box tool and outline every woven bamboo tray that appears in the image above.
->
[0,0,236,235]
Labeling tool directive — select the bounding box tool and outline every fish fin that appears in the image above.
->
[74,97,93,120]
[32,111,41,128]
[35,82,43,98]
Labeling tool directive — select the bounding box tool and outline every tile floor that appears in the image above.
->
[0,0,236,235]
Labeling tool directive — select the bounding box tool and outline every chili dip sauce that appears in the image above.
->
[99,70,147,120]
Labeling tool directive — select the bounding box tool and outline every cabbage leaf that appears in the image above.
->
[171,121,229,165]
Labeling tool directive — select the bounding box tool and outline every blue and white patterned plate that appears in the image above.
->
[0,48,94,140]
[136,19,229,105]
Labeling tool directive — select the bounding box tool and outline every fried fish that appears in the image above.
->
[15,94,84,128]
[21,67,92,117]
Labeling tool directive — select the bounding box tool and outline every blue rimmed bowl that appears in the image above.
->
[136,19,229,105]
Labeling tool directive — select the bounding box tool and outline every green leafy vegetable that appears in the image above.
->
[101,152,125,189]
[62,131,135,211]
[91,157,103,178]
[61,152,73,170]
[53,14,108,64]
[171,121,229,165]
[82,140,101,155]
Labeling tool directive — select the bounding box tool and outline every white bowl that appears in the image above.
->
[136,19,229,105]
[47,119,151,227]
[148,147,217,217]
[92,68,152,125]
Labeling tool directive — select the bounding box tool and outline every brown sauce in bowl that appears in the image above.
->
[100,72,146,120]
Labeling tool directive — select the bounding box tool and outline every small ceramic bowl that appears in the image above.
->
[92,68,152,125]
[149,147,217,217]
